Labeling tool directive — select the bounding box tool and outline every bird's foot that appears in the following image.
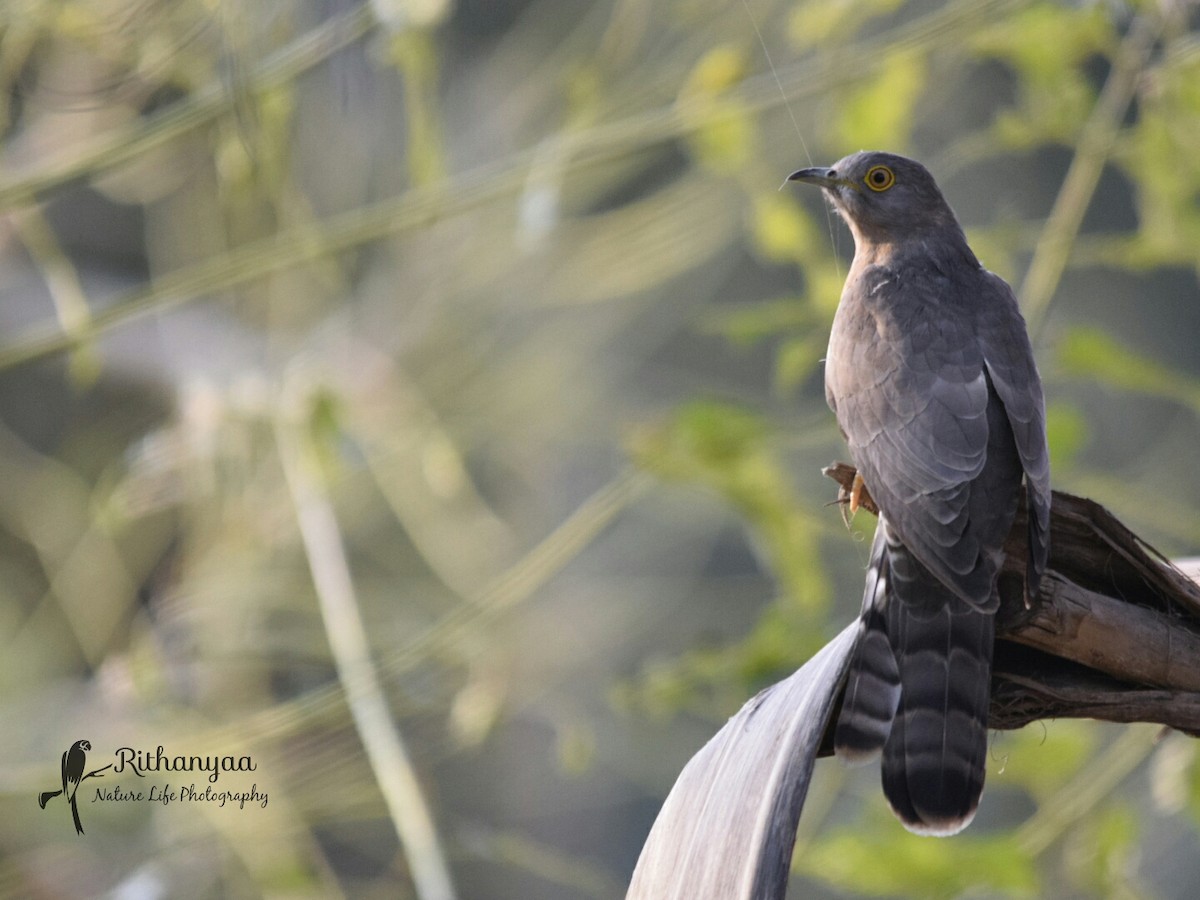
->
[821,462,879,525]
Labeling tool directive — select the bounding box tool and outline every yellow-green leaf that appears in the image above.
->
[835,50,926,150]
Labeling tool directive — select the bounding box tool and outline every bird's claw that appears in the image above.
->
[849,472,865,516]
[836,472,867,528]
[822,462,879,522]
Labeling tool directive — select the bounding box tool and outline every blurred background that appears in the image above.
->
[3,0,1200,897]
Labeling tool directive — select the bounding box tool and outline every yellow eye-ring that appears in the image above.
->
[865,165,895,192]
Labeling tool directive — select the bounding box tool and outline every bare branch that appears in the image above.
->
[823,461,1200,736]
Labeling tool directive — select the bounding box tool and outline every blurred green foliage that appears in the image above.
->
[2,0,1200,898]
[629,400,828,616]
[797,828,1038,897]
[1060,326,1200,413]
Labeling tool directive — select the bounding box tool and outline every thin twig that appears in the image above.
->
[0,4,376,211]
[1015,724,1158,857]
[0,159,513,372]
[1020,13,1160,337]
[234,465,652,749]
[0,0,1029,374]
[378,465,654,681]
[276,412,457,900]
[10,207,100,384]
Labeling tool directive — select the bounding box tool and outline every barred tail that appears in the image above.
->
[882,539,994,836]
[834,522,901,764]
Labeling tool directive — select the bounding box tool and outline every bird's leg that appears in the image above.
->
[822,462,879,520]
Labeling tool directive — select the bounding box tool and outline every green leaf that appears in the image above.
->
[835,49,926,150]
[970,4,1114,147]
[773,334,824,396]
[387,31,446,185]
[786,0,906,51]
[805,260,847,317]
[307,386,346,476]
[1116,53,1200,266]
[687,99,756,171]
[626,401,829,612]
[681,44,746,96]
[627,400,768,477]
[970,4,1114,82]
[1044,402,1088,472]
[750,192,817,264]
[699,295,814,346]
[680,46,756,172]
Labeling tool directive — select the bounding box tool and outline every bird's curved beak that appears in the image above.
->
[787,166,838,186]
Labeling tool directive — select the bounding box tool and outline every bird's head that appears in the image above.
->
[788,151,965,252]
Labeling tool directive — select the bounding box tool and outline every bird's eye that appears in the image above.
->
[865,165,895,192]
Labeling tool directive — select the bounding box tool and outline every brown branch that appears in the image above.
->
[823,462,1200,737]
[627,466,1200,900]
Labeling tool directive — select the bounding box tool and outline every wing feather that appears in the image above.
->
[826,261,1046,607]
[978,271,1051,594]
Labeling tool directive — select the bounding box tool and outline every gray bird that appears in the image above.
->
[789,151,1050,835]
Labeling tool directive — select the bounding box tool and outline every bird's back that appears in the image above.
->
[829,250,1027,834]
